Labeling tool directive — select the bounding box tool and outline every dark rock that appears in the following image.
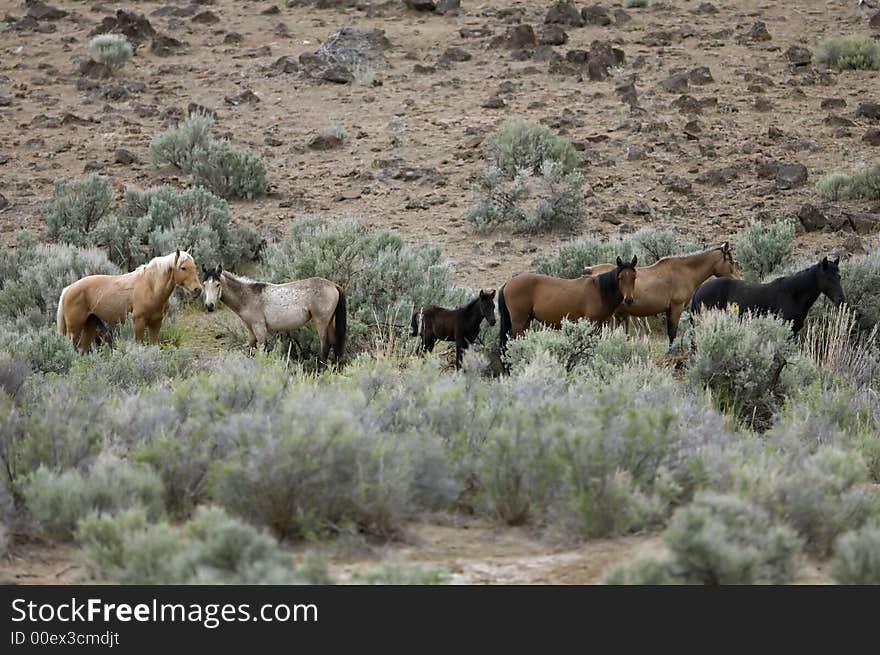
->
[187,102,216,118]
[661,72,689,93]
[459,27,492,39]
[440,46,471,62]
[321,65,354,84]
[857,102,880,121]
[193,11,219,24]
[825,210,851,232]
[502,24,535,49]
[545,1,583,27]
[152,34,187,56]
[754,97,773,112]
[664,175,693,195]
[224,89,260,105]
[786,46,812,66]
[224,32,244,44]
[825,115,856,127]
[83,161,104,173]
[114,148,138,165]
[587,41,624,81]
[242,46,272,58]
[821,98,846,110]
[696,166,739,186]
[863,128,880,146]
[615,78,638,109]
[798,204,825,232]
[767,126,786,139]
[683,120,702,138]
[688,66,714,85]
[482,96,506,109]
[78,59,113,79]
[272,56,299,73]
[91,10,156,45]
[540,25,568,46]
[776,163,808,189]
[581,5,612,26]
[870,11,880,30]
[26,1,67,21]
[435,0,461,13]
[613,8,631,24]
[672,94,703,114]
[850,212,880,235]
[404,0,436,10]
[0,96,10,107]
[696,2,718,13]
[565,49,588,65]
[308,129,346,150]
[0,193,7,210]
[413,64,435,74]
[747,22,771,41]
[261,4,280,14]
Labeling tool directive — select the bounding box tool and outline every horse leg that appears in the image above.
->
[133,314,147,344]
[667,305,684,345]
[147,318,163,345]
[424,335,436,352]
[78,320,98,354]
[314,316,331,371]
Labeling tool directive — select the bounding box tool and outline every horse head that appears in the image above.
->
[715,241,743,280]
[479,289,497,326]
[615,255,638,305]
[172,248,203,295]
[818,256,845,307]
[202,265,223,312]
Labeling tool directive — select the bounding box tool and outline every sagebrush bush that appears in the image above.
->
[148,111,215,173]
[88,34,133,73]
[733,219,795,281]
[260,216,463,360]
[604,557,678,585]
[190,140,268,200]
[814,36,880,71]
[503,319,599,375]
[24,456,165,540]
[0,325,77,375]
[662,493,802,584]
[624,0,648,7]
[44,175,113,247]
[467,161,584,234]
[535,236,635,279]
[95,184,261,269]
[830,524,880,584]
[632,227,682,265]
[491,119,579,177]
[813,251,880,339]
[77,506,331,584]
[817,166,880,201]
[688,310,814,430]
[816,172,853,201]
[349,562,451,585]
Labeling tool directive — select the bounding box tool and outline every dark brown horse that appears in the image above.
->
[498,256,638,354]
[411,289,496,368]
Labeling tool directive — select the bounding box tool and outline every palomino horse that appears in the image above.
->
[202,266,346,367]
[57,249,202,353]
[498,256,638,354]
[691,257,845,335]
[582,242,741,344]
[411,289,496,369]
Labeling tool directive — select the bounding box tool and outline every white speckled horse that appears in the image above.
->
[202,266,346,367]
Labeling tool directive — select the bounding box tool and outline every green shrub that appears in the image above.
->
[733,219,795,281]
[688,310,814,430]
[77,506,330,584]
[0,325,77,375]
[23,457,165,540]
[349,562,451,585]
[814,251,880,339]
[662,493,802,584]
[491,119,579,177]
[88,34,133,73]
[624,0,649,7]
[533,235,635,278]
[44,175,113,247]
[605,557,679,585]
[148,111,215,173]
[816,172,853,201]
[632,227,681,265]
[814,36,880,71]
[190,140,268,200]
[95,185,261,269]
[503,319,599,375]
[830,524,880,584]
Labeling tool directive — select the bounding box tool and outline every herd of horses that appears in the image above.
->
[55,242,847,369]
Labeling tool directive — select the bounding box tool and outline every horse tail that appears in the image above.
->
[56,286,68,335]
[333,285,347,361]
[498,285,512,355]
[410,308,420,337]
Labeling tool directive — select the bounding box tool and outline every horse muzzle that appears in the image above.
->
[624,297,635,306]
[205,303,215,313]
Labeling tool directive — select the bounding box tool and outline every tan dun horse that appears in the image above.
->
[582,242,741,344]
[498,255,638,354]
[57,249,202,352]
[202,266,346,367]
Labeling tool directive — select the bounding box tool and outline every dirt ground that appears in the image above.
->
[2,0,878,290]
[1,1,875,584]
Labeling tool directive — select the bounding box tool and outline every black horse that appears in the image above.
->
[690,257,845,334]
[411,289,497,368]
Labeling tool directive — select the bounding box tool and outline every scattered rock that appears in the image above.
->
[776,163,808,190]
[786,46,812,67]
[857,102,880,121]
[192,10,220,24]
[663,175,693,195]
[308,128,346,150]
[581,5,612,26]
[91,9,156,45]
[261,4,280,14]
[272,56,299,74]
[820,98,846,110]
[482,96,506,109]
[863,128,880,146]
[696,166,740,186]
[224,89,260,105]
[26,1,67,21]
[321,65,354,84]
[0,193,7,210]
[540,25,568,46]
[435,0,461,13]
[746,22,771,41]
[224,32,244,44]
[545,1,584,27]
[688,66,713,85]
[587,41,624,81]
[440,46,471,62]
[798,204,825,232]
[152,34,188,57]
[672,94,703,114]
[754,97,773,112]
[404,0,436,10]
[114,148,138,165]
[496,24,536,49]
[661,72,689,93]
[824,115,856,128]
[850,212,880,235]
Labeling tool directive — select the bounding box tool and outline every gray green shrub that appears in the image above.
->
[816,172,853,201]
[23,456,165,540]
[533,235,636,278]
[148,111,215,173]
[349,562,451,585]
[816,166,880,201]
[605,557,678,585]
[632,227,681,265]
[190,140,268,200]
[44,175,113,247]
[733,219,795,282]
[814,36,880,71]
[830,524,880,584]
[624,0,649,8]
[88,34,133,73]
[491,119,579,177]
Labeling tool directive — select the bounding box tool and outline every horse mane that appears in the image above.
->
[135,251,194,275]
[597,267,621,303]
[769,262,818,290]
[654,244,727,265]
[222,270,267,292]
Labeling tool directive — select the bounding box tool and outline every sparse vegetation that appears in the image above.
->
[624,0,649,8]
[44,175,113,247]
[814,36,880,71]
[816,166,880,201]
[732,219,795,281]
[830,524,880,584]
[88,34,133,73]
[533,235,636,278]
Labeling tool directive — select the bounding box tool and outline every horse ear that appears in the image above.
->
[616,256,623,267]
[217,264,223,274]
[488,288,496,298]
[631,255,638,267]
[833,256,840,266]
[187,246,193,255]
[174,248,180,264]
[821,256,829,269]
[722,241,730,252]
